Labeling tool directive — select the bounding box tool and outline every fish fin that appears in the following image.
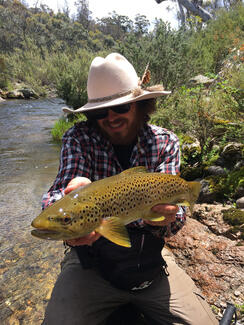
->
[188,181,201,199]
[96,217,131,248]
[143,211,166,222]
[176,200,190,207]
[150,215,165,222]
[120,166,148,175]
[188,181,201,214]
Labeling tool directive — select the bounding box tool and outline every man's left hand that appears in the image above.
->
[144,204,179,226]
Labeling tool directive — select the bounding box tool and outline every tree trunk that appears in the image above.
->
[155,0,213,22]
[178,0,186,25]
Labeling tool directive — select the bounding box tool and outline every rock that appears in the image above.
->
[198,179,218,203]
[206,166,227,176]
[6,91,24,99]
[234,187,244,199]
[181,136,201,166]
[236,197,244,209]
[192,204,243,243]
[1,87,39,100]
[234,290,241,297]
[166,208,244,320]
[234,161,244,170]
[222,143,243,156]
[19,88,39,99]
[220,143,244,169]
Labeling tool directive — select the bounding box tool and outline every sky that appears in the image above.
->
[26,0,179,28]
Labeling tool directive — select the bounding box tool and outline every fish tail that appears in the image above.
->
[96,217,131,247]
[188,181,201,214]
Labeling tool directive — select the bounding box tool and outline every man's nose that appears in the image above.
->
[107,109,120,121]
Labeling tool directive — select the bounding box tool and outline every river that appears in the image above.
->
[0,99,66,324]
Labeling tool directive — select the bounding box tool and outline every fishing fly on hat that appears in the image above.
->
[62,53,171,114]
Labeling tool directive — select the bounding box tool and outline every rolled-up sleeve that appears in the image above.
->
[41,128,91,209]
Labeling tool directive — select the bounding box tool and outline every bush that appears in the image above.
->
[51,115,86,143]
[52,49,108,109]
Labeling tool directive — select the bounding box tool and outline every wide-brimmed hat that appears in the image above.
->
[62,53,171,114]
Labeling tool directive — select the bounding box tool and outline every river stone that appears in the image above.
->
[19,88,39,99]
[206,166,227,176]
[234,161,244,170]
[234,187,244,199]
[218,142,244,170]
[198,180,217,203]
[6,91,24,99]
[222,142,243,156]
[236,197,244,209]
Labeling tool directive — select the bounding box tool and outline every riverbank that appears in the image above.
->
[167,204,244,323]
[0,83,58,101]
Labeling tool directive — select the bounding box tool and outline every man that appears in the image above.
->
[42,53,217,324]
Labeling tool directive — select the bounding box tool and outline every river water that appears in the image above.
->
[0,99,66,324]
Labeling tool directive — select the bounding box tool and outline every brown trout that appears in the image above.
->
[31,166,201,247]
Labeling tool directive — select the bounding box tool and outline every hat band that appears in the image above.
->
[88,89,133,103]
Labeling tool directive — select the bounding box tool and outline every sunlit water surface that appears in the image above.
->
[0,99,65,324]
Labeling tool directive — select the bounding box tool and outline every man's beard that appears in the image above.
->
[97,115,143,145]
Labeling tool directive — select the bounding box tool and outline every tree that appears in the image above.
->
[96,12,133,40]
[155,0,213,22]
[75,0,92,29]
[134,14,150,36]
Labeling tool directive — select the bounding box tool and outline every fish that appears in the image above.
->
[31,166,201,247]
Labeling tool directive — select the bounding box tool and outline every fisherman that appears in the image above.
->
[42,53,218,324]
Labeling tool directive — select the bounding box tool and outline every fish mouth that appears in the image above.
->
[31,229,66,240]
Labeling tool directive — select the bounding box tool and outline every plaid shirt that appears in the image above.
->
[42,121,186,237]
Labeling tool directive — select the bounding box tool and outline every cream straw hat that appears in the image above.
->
[62,53,171,114]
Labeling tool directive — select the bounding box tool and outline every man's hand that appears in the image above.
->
[64,176,91,195]
[144,204,179,227]
[66,232,101,246]
[64,177,101,246]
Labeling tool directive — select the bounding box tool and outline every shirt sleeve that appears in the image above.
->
[41,128,91,209]
[155,132,186,237]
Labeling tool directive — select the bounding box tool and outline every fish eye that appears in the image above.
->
[61,216,72,225]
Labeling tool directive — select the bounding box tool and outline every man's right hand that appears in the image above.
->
[64,177,101,246]
[66,232,101,246]
[64,176,91,195]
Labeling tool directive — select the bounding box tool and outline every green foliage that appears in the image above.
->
[206,167,244,201]
[222,208,244,241]
[223,208,244,226]
[186,3,244,73]
[51,115,86,143]
[151,62,243,164]
[51,49,95,109]
[0,56,11,89]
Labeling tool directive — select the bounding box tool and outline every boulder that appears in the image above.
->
[166,204,244,322]
[236,197,244,209]
[181,136,201,166]
[205,165,227,176]
[18,88,39,99]
[6,90,24,99]
[219,142,244,169]
[198,179,218,203]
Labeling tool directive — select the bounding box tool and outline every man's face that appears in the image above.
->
[97,102,140,145]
